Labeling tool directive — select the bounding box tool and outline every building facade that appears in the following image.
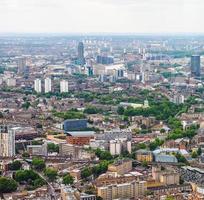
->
[60,80,69,93]
[97,180,147,200]
[44,77,52,93]
[0,126,15,157]
[191,55,200,77]
[34,79,42,93]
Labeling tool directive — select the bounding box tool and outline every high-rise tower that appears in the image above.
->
[77,42,85,65]
[191,55,200,77]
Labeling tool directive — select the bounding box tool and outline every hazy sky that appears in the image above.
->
[1,0,204,33]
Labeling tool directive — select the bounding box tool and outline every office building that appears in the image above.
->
[191,55,201,77]
[34,79,42,93]
[44,77,52,93]
[60,80,69,93]
[0,125,15,157]
[78,42,85,65]
[97,180,147,200]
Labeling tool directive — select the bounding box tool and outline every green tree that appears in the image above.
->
[63,174,74,185]
[191,151,198,158]
[47,143,59,153]
[99,151,113,160]
[81,167,92,179]
[92,160,109,176]
[175,153,188,164]
[33,178,46,188]
[117,106,125,115]
[160,129,165,133]
[0,112,3,118]
[84,106,102,114]
[141,161,148,168]
[22,151,30,158]
[95,149,113,160]
[8,160,22,171]
[197,147,202,156]
[22,101,31,109]
[44,168,57,182]
[32,158,46,171]
[165,195,175,200]
[15,170,39,183]
[0,177,18,193]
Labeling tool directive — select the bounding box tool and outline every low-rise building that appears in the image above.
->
[108,159,132,175]
[27,143,48,156]
[66,131,95,146]
[152,166,180,185]
[136,150,153,162]
[59,143,82,158]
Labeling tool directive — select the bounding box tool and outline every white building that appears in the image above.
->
[173,94,185,105]
[109,138,132,156]
[0,126,15,157]
[44,77,52,93]
[6,78,16,87]
[60,80,69,93]
[27,143,47,156]
[34,79,42,93]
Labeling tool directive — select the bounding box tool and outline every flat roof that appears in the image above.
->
[66,131,95,137]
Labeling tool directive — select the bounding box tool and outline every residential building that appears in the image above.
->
[34,79,42,93]
[108,159,132,175]
[136,150,153,162]
[44,77,52,93]
[6,78,16,87]
[27,143,48,156]
[97,180,147,200]
[60,80,69,93]
[152,166,180,185]
[61,185,96,200]
[59,143,82,158]
[109,138,131,156]
[0,125,15,157]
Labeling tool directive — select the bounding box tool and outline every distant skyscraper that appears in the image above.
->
[44,77,52,93]
[191,55,200,77]
[77,42,85,65]
[60,80,69,93]
[34,79,42,93]
[17,57,26,75]
[0,125,15,157]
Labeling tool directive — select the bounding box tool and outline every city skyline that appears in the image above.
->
[1,0,204,33]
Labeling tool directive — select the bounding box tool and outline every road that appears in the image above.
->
[35,170,57,200]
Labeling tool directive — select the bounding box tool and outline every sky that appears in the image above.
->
[1,0,204,34]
